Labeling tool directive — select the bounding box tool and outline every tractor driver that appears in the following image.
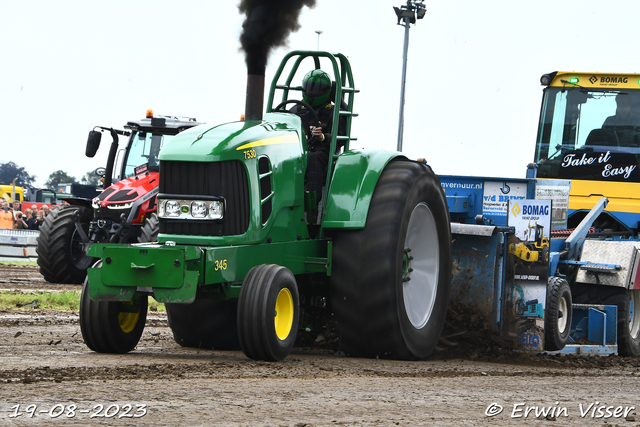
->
[290,69,346,202]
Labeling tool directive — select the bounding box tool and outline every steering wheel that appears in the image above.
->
[273,100,321,129]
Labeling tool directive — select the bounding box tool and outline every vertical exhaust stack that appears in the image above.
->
[239,0,316,121]
[245,72,265,121]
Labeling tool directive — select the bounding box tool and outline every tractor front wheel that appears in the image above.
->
[331,160,452,360]
[237,264,299,361]
[138,213,159,243]
[79,261,148,353]
[36,205,95,284]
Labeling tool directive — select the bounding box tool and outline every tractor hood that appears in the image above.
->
[92,171,160,224]
[94,172,159,208]
[159,113,304,163]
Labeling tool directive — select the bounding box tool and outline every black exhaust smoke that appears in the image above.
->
[239,0,316,120]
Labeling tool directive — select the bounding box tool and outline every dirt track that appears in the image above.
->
[2,263,640,426]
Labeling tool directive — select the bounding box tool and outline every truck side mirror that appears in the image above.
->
[86,130,102,158]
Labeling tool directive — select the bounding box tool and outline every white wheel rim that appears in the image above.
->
[558,293,569,333]
[629,290,640,339]
[402,202,439,329]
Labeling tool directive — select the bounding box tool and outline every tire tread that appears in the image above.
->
[330,160,451,360]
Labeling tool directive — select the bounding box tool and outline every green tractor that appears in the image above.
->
[80,51,452,361]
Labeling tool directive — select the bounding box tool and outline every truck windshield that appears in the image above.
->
[122,131,173,178]
[534,87,640,182]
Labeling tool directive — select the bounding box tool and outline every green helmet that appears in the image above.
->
[302,70,331,107]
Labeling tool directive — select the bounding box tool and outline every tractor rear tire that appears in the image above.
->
[138,213,159,243]
[165,299,240,350]
[331,160,452,360]
[79,261,148,353]
[237,264,299,361]
[36,205,95,284]
[545,277,572,351]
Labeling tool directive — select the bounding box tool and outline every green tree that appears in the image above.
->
[44,170,77,190]
[81,169,102,185]
[0,161,36,187]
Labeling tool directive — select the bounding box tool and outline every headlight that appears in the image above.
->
[208,201,224,220]
[191,201,207,218]
[165,200,181,217]
[107,202,133,210]
[157,198,225,220]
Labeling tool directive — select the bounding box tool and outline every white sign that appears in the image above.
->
[482,181,527,218]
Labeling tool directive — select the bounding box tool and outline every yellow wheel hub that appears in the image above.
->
[118,301,140,334]
[274,288,294,340]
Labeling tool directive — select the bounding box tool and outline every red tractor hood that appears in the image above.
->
[93,171,159,224]
[95,172,159,208]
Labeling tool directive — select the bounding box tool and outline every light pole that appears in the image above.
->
[315,30,323,50]
[393,0,426,152]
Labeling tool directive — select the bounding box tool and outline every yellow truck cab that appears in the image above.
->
[535,72,640,235]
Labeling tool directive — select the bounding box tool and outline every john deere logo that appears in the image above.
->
[181,205,189,213]
[589,75,598,84]
[511,203,521,217]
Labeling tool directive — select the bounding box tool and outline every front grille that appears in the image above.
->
[159,160,250,236]
[94,207,131,223]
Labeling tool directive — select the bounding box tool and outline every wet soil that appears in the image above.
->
[2,263,640,426]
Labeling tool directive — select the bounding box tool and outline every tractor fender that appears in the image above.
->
[323,150,406,229]
[61,197,94,221]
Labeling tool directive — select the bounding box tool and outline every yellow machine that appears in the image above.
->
[509,224,550,263]
[0,184,24,203]
[534,71,640,356]
[535,72,640,235]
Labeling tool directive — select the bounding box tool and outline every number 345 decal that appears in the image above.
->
[214,259,228,271]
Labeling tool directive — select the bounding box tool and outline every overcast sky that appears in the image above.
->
[2,1,639,188]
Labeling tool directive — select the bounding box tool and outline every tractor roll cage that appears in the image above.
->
[266,51,359,210]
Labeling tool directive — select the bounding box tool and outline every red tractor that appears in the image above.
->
[36,111,204,284]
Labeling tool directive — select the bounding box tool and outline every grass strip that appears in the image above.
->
[0,261,38,266]
[0,290,165,312]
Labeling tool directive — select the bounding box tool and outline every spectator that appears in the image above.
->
[0,201,13,229]
[24,209,36,230]
[13,211,28,229]
[8,202,16,223]
[42,204,50,216]
[34,212,44,230]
